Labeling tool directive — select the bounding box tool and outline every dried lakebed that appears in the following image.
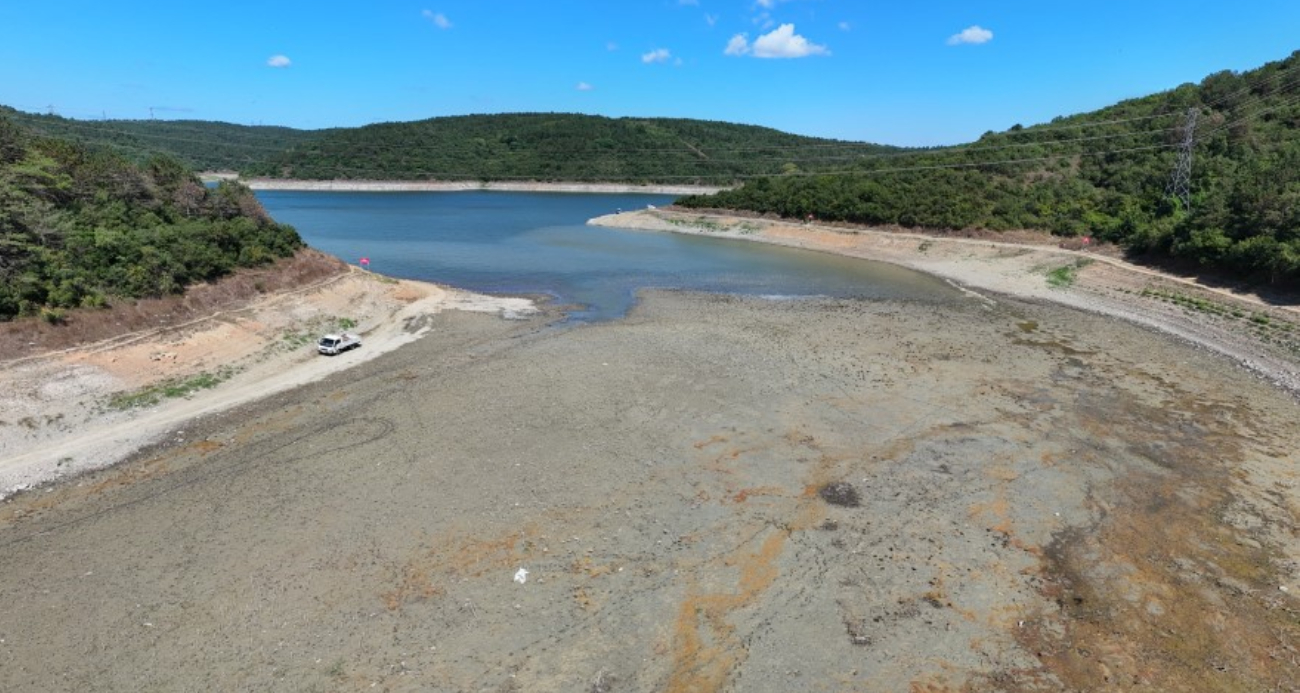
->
[2,291,1298,692]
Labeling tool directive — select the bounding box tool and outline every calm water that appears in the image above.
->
[256,191,958,321]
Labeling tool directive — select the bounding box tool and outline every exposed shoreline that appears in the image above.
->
[589,208,1300,398]
[5,206,1297,499]
[235,177,725,196]
[0,269,539,499]
[5,207,1300,690]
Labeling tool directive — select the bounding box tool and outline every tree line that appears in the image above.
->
[678,51,1300,287]
[0,117,303,321]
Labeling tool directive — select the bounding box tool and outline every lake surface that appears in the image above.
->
[256,191,958,321]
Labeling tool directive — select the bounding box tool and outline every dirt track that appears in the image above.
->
[3,290,1298,692]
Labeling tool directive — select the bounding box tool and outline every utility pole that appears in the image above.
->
[1167,107,1198,213]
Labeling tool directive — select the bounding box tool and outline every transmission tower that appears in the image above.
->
[1166,107,1199,212]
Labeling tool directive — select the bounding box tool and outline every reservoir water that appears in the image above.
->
[256,191,958,321]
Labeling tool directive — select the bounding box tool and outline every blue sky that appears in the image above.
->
[2,1,1297,146]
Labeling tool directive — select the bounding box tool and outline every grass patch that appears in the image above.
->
[1046,258,1094,288]
[108,368,234,410]
[1046,265,1077,288]
[665,216,727,233]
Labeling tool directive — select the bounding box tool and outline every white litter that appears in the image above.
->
[514,567,529,584]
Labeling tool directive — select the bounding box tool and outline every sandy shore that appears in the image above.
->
[241,178,725,196]
[3,211,1300,691]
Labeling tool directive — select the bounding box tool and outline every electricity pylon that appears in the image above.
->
[1167,107,1199,212]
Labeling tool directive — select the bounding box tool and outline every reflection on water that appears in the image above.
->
[257,190,959,321]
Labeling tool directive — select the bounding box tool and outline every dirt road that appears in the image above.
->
[2,290,1297,691]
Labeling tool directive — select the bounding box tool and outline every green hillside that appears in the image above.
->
[0,109,899,185]
[0,106,320,172]
[678,51,1300,286]
[243,113,899,184]
[0,117,303,321]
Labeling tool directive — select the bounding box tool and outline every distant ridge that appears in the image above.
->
[0,109,899,185]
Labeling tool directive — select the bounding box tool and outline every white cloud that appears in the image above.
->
[422,10,452,29]
[641,48,672,64]
[755,0,775,7]
[705,13,718,27]
[947,25,993,45]
[748,24,829,58]
[576,81,594,91]
[838,21,851,32]
[725,34,750,56]
[266,55,291,68]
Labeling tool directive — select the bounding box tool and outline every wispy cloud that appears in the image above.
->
[422,10,452,29]
[838,21,851,32]
[266,54,291,68]
[607,41,619,51]
[724,34,750,56]
[947,25,993,45]
[576,81,594,91]
[725,24,828,58]
[705,13,718,27]
[641,48,672,64]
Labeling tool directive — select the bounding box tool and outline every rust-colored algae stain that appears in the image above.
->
[693,435,728,450]
[971,391,1300,692]
[380,560,446,611]
[667,528,788,693]
[378,526,537,611]
[728,485,786,504]
[187,439,224,455]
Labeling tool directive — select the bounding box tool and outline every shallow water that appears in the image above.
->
[257,190,958,320]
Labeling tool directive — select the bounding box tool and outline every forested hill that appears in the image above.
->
[679,50,1300,286]
[0,108,900,184]
[0,106,318,173]
[243,113,898,184]
[0,117,303,321]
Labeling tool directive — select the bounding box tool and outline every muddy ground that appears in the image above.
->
[1,290,1298,692]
